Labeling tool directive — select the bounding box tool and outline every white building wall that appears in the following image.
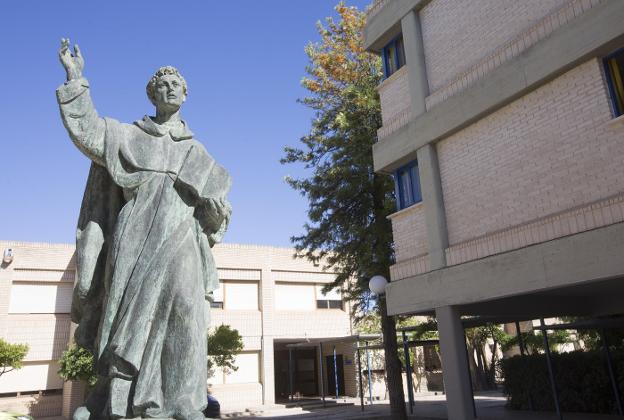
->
[0,241,354,415]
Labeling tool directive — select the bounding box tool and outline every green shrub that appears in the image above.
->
[58,345,97,386]
[500,350,624,414]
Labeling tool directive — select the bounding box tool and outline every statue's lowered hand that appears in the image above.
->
[59,38,84,81]
[206,197,229,221]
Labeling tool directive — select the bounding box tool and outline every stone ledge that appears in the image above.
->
[386,221,624,316]
[445,193,624,267]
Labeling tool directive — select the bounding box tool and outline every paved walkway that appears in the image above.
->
[224,392,624,419]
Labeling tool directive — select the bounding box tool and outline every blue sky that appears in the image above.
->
[0,0,370,247]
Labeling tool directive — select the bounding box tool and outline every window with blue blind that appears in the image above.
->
[382,35,406,78]
[394,161,421,210]
[604,48,624,117]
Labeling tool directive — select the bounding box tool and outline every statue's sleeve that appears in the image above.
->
[56,77,106,166]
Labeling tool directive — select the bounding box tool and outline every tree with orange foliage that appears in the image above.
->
[282,3,406,418]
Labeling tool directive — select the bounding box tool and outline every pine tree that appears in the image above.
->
[282,3,406,418]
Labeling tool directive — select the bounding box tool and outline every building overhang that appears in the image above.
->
[372,0,624,174]
[364,0,429,52]
[386,222,624,318]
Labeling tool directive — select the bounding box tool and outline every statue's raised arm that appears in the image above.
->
[57,39,105,166]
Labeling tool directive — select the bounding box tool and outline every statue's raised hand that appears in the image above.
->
[59,38,84,81]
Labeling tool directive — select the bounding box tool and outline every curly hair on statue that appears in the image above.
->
[145,66,188,105]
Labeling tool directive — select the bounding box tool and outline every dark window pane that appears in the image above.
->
[328,300,343,309]
[606,51,624,115]
[410,165,422,203]
[317,300,329,309]
[210,302,223,309]
[395,161,422,210]
[400,169,414,206]
[386,44,398,76]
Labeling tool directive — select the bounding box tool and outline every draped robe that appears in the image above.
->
[57,78,231,419]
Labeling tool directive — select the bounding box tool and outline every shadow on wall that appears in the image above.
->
[0,391,64,418]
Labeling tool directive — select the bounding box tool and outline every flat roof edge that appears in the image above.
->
[364,0,429,52]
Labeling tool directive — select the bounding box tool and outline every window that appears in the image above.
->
[315,285,343,310]
[9,283,73,314]
[210,283,224,309]
[209,352,260,385]
[605,48,624,117]
[224,282,259,310]
[212,281,259,310]
[382,35,406,78]
[225,352,260,384]
[275,283,316,310]
[394,160,421,210]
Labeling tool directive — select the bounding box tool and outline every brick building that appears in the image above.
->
[0,241,361,417]
[364,0,624,419]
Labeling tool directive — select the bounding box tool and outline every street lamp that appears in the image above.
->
[369,275,388,296]
[367,274,407,419]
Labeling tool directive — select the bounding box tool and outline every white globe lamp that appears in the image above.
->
[369,275,388,296]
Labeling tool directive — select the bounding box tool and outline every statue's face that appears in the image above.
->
[153,74,186,111]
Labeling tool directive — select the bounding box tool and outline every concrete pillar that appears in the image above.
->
[0,258,13,337]
[436,306,474,420]
[260,263,276,405]
[400,9,429,118]
[401,9,448,269]
[417,144,448,270]
[260,337,275,405]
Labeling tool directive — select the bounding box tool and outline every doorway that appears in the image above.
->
[274,347,318,400]
[325,354,345,397]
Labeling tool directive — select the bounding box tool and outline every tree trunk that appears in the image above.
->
[379,302,407,420]
[475,344,489,390]
[465,340,481,390]
[487,340,499,388]
[411,348,422,393]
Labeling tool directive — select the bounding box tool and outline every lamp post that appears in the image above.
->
[369,275,407,420]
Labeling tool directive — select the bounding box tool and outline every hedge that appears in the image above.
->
[500,350,624,414]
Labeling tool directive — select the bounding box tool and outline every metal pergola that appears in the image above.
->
[532,317,624,419]
[399,315,624,419]
[284,316,624,418]
[284,332,441,413]
[284,333,381,411]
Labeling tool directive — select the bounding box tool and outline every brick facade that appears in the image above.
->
[389,203,429,263]
[422,0,604,110]
[377,65,412,139]
[438,58,624,247]
[376,0,606,142]
[367,0,624,416]
[420,0,569,93]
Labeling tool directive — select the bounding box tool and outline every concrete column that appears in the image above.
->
[435,306,474,420]
[260,336,275,405]
[400,9,429,118]
[417,143,448,270]
[260,262,276,405]
[0,258,13,337]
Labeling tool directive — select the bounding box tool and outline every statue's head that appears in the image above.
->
[146,66,188,111]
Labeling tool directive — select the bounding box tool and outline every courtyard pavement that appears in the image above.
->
[223,392,624,420]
